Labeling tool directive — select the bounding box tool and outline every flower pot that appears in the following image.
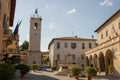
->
[21,73,26,78]
[87,76,92,80]
[75,75,79,80]
[109,70,112,74]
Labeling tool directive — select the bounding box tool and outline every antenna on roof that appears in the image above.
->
[72,31,75,37]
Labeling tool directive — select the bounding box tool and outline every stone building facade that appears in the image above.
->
[48,36,96,70]
[85,9,120,78]
[0,0,16,59]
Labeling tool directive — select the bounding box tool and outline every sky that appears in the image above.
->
[13,0,120,51]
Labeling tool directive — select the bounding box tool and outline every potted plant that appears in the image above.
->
[70,66,81,80]
[0,64,15,80]
[108,65,112,74]
[85,67,97,80]
[51,66,57,71]
[32,64,39,72]
[16,64,31,78]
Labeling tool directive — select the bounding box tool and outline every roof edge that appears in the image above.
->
[95,9,120,32]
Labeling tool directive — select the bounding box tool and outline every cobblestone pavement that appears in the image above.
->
[14,70,120,80]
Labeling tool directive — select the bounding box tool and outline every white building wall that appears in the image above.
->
[49,38,96,69]
[97,12,120,45]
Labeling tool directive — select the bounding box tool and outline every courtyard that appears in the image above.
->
[14,69,120,80]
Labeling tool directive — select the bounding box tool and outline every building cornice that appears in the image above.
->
[95,9,120,32]
[48,37,96,50]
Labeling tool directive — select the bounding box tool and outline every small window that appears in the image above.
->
[72,55,75,60]
[101,34,103,39]
[65,43,68,48]
[82,43,85,49]
[34,23,38,29]
[57,42,60,49]
[119,22,120,29]
[106,31,108,37]
[71,43,77,49]
[89,43,92,49]
[81,54,84,60]
[57,54,60,60]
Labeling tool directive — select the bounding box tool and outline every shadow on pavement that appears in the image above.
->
[14,73,59,80]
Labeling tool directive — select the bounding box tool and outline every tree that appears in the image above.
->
[71,66,81,80]
[20,40,29,51]
[42,56,49,64]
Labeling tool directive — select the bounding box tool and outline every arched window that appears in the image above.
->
[34,23,38,29]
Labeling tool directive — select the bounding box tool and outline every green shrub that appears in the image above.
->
[0,64,15,80]
[32,64,39,70]
[51,66,57,71]
[70,67,81,76]
[108,65,112,70]
[85,67,97,76]
[16,64,31,74]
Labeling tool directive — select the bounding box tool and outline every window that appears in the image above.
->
[64,43,68,48]
[3,14,7,29]
[34,23,38,29]
[57,42,60,49]
[106,31,108,37]
[82,43,85,49]
[89,43,92,49]
[81,54,84,60]
[0,1,1,14]
[72,55,75,60]
[71,43,77,49]
[119,22,120,29]
[57,54,60,60]
[82,64,84,71]
[101,34,103,39]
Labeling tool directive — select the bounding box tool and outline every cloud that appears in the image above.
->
[49,22,55,29]
[99,0,113,6]
[67,9,76,14]
[25,35,29,41]
[26,35,29,38]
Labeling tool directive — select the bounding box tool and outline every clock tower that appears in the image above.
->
[28,9,42,65]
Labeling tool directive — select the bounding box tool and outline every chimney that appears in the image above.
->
[75,35,77,38]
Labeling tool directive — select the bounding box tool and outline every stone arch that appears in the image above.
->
[86,56,89,66]
[99,52,105,71]
[105,49,113,72]
[94,54,98,68]
[89,55,93,67]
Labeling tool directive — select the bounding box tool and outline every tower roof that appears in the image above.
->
[31,8,42,20]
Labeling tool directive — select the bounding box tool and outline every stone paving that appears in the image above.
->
[13,70,120,80]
